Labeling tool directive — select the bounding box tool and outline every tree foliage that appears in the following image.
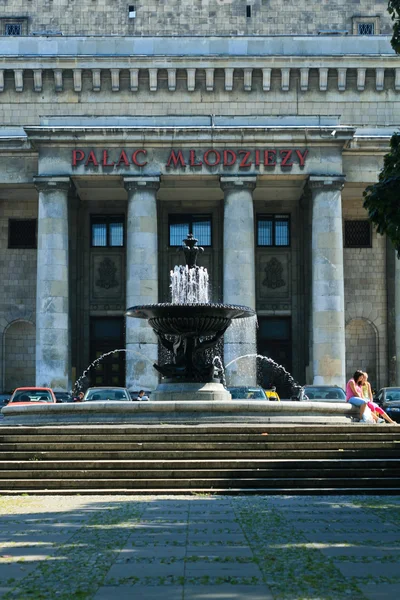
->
[363,133,400,253]
[362,2,400,252]
[388,0,400,53]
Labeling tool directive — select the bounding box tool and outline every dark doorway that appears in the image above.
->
[89,317,125,387]
[257,317,292,398]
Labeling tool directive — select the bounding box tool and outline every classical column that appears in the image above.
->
[309,176,346,388]
[395,252,400,385]
[34,176,71,391]
[124,177,160,392]
[220,176,257,386]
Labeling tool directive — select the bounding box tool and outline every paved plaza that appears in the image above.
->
[0,494,399,599]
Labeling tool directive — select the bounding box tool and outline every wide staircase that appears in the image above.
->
[0,423,399,494]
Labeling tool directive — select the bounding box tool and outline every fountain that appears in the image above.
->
[126,234,255,401]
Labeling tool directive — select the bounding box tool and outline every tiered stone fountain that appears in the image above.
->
[126,234,255,401]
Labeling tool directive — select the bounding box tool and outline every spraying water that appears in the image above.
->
[225,353,302,394]
[73,348,153,393]
[170,265,209,304]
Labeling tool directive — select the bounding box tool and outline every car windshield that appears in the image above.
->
[385,390,400,402]
[229,388,266,399]
[303,387,345,400]
[10,390,53,403]
[85,388,130,401]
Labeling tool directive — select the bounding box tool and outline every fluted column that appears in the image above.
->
[124,177,160,392]
[309,176,346,388]
[34,176,71,391]
[220,176,257,386]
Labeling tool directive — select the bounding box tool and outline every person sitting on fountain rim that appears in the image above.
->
[346,370,369,421]
[136,390,149,402]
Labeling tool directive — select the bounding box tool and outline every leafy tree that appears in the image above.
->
[388,0,400,53]
[363,2,400,251]
[363,133,400,253]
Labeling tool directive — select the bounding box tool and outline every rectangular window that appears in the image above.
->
[344,220,372,248]
[358,22,374,35]
[91,216,124,247]
[5,23,22,35]
[257,215,290,247]
[169,214,212,247]
[8,219,37,249]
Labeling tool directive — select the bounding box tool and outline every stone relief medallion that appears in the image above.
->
[96,257,118,289]
[257,253,290,301]
[263,257,285,289]
[91,253,124,301]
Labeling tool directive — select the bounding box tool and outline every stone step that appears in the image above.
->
[0,424,395,435]
[0,458,399,470]
[0,466,398,479]
[0,436,400,452]
[2,448,400,460]
[1,432,399,443]
[2,477,400,490]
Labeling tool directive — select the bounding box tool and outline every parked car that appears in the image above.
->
[7,387,57,405]
[0,394,10,407]
[83,387,132,402]
[228,386,268,400]
[264,387,280,401]
[374,387,400,423]
[292,385,346,402]
[54,392,74,403]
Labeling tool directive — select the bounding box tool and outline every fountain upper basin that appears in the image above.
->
[126,303,255,337]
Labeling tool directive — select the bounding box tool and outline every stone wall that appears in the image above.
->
[343,196,387,389]
[3,320,35,391]
[0,0,392,36]
[0,198,37,390]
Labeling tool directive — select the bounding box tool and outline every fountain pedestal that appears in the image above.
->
[150,381,231,402]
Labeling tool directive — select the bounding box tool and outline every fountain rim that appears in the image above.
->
[126,303,256,320]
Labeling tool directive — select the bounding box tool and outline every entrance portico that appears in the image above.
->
[20,118,356,391]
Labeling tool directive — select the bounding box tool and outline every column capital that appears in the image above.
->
[308,175,345,192]
[34,176,70,193]
[124,176,160,193]
[220,176,257,192]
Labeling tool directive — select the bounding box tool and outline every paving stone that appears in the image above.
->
[358,583,400,600]
[104,560,185,580]
[183,584,274,599]
[185,562,261,577]
[94,585,184,599]
[333,561,400,579]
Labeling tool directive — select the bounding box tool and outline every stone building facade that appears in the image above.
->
[0,2,399,394]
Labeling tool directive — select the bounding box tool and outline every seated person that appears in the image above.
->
[136,390,149,401]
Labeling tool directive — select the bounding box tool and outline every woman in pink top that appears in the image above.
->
[346,369,368,421]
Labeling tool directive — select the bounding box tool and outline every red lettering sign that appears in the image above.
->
[166,150,186,168]
[203,150,221,167]
[85,151,98,167]
[132,149,147,167]
[71,148,309,170]
[72,149,85,166]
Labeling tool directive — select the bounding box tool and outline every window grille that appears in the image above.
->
[257,215,290,247]
[8,219,37,249]
[344,220,371,248]
[169,214,212,247]
[5,23,22,36]
[358,22,374,35]
[91,216,124,247]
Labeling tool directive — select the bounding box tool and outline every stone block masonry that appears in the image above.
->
[0,1,393,36]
